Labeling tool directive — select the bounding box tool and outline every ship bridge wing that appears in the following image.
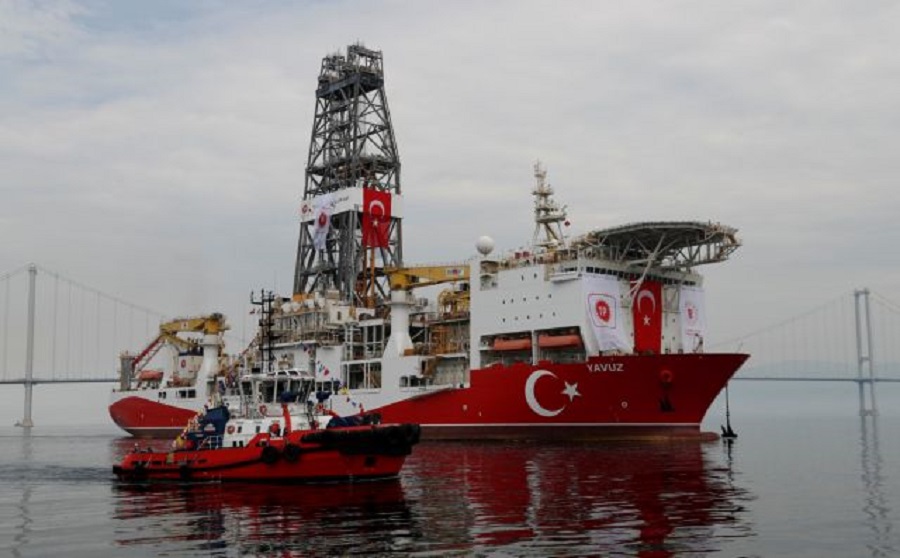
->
[570,221,740,271]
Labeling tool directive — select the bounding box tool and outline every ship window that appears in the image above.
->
[188,389,195,398]
[238,425,243,433]
[159,392,166,399]
[255,425,261,434]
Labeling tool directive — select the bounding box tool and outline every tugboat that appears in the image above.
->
[113,371,420,482]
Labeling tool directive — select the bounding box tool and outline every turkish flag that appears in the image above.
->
[362,187,391,247]
[632,280,662,354]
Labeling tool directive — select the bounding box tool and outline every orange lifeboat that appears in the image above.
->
[137,370,164,382]
[537,334,583,349]
[492,338,532,351]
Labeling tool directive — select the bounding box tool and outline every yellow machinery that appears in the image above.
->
[130,314,228,374]
[385,264,469,291]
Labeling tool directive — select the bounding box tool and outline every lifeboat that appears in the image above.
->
[537,334,583,348]
[137,370,164,382]
[492,337,532,351]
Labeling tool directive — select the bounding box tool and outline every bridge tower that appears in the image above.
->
[16,264,37,428]
[854,288,877,416]
[293,44,402,306]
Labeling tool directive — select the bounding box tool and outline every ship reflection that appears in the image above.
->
[112,479,411,555]
[404,440,754,556]
[112,438,755,555]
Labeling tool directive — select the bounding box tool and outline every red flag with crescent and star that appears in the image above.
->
[362,187,391,248]
[632,280,662,354]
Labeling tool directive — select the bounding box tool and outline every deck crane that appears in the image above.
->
[122,314,229,388]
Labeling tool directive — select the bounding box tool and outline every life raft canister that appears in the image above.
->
[659,369,674,384]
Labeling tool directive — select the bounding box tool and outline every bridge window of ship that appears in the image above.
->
[158,392,166,399]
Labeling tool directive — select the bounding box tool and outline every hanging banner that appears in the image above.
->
[361,187,391,247]
[583,274,632,353]
[312,193,334,251]
[632,280,663,354]
[679,285,707,352]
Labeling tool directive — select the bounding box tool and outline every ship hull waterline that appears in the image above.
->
[110,353,748,441]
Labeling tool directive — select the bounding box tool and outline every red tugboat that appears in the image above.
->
[114,402,420,482]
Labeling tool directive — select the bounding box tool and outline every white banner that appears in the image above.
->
[300,187,404,222]
[312,193,334,250]
[583,274,632,353]
[679,285,707,352]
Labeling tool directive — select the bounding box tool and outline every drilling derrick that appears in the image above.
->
[293,44,402,305]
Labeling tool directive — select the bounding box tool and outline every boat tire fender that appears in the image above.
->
[283,443,302,463]
[260,444,280,465]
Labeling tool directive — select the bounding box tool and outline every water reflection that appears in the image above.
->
[113,480,410,555]
[859,415,895,557]
[111,440,755,556]
[10,429,33,558]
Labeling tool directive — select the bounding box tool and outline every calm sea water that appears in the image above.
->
[0,386,898,557]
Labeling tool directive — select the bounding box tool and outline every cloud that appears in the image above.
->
[2,0,899,352]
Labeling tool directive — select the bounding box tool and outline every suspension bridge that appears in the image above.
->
[2,263,899,426]
[0,264,249,426]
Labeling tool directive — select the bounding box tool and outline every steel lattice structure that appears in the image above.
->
[293,44,402,303]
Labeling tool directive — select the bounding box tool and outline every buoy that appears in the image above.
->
[226,425,235,435]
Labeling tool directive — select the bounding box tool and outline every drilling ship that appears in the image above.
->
[109,44,747,440]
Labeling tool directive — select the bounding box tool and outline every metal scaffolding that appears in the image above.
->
[293,44,402,304]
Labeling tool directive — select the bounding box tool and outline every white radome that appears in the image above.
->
[476,236,495,256]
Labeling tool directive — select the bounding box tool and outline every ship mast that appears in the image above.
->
[531,161,568,252]
[293,44,402,305]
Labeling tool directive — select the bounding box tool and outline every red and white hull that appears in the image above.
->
[109,353,745,440]
[331,353,747,441]
[109,393,203,438]
[113,424,419,482]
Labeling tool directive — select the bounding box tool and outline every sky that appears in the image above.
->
[2,0,900,369]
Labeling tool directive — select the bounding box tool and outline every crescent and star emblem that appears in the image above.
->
[367,199,385,217]
[636,289,656,314]
[524,370,581,417]
[636,289,657,327]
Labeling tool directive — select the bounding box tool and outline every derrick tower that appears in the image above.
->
[293,44,402,305]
